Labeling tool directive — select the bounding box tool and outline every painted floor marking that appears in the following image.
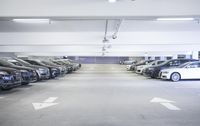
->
[32,97,58,110]
[44,97,58,103]
[151,97,181,111]
[160,103,181,110]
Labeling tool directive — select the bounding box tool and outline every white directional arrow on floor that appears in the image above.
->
[151,97,181,111]
[32,97,58,110]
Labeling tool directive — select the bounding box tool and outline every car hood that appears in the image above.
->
[0,66,20,73]
[8,65,34,71]
[27,65,48,70]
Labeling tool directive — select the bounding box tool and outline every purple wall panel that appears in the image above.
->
[67,56,129,64]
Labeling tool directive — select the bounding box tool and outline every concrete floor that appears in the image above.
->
[0,64,200,126]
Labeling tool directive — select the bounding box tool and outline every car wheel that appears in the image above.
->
[36,73,40,81]
[21,82,29,85]
[1,86,12,91]
[170,72,181,82]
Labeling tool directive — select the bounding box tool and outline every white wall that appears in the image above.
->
[0,31,199,56]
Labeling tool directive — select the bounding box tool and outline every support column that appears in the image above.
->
[151,56,155,60]
[172,55,178,59]
[144,56,148,60]
[185,54,191,59]
[160,56,165,60]
[192,51,199,60]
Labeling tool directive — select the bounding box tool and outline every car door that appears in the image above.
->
[183,62,199,79]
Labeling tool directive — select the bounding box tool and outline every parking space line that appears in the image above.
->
[32,97,59,110]
[160,103,181,111]
[151,97,181,111]
[44,97,58,103]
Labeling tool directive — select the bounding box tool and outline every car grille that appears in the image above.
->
[21,71,31,81]
[3,71,21,84]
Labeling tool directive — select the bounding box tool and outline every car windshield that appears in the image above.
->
[28,60,46,66]
[158,60,170,66]
[56,61,65,65]
[16,58,32,66]
[42,61,57,66]
[178,62,191,68]
[62,60,71,64]
[148,61,157,65]
[0,60,15,66]
[7,60,23,66]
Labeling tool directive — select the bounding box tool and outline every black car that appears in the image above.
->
[0,59,38,84]
[23,59,60,79]
[52,60,73,73]
[41,60,67,76]
[144,59,199,78]
[55,59,79,71]
[131,60,154,71]
[0,67,21,90]
[9,58,50,80]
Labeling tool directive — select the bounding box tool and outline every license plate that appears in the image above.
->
[3,76,11,80]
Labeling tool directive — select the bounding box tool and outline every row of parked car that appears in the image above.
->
[0,58,81,90]
[126,58,200,82]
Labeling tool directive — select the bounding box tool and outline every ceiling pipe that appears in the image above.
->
[103,19,109,43]
[112,19,123,39]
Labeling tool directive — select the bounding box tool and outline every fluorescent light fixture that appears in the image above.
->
[12,19,50,23]
[156,18,194,21]
[108,0,117,3]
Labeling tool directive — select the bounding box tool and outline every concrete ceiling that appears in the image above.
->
[0,0,200,56]
[0,0,200,17]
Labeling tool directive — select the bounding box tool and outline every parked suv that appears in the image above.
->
[52,60,73,73]
[144,59,198,78]
[0,59,37,84]
[0,67,21,90]
[7,58,50,80]
[24,59,60,79]
[41,60,67,76]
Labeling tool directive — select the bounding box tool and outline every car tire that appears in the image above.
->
[1,86,12,91]
[36,73,40,81]
[21,82,29,85]
[170,72,181,82]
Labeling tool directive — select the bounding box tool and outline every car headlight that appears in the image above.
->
[0,71,9,75]
[51,68,57,71]
[148,67,155,71]
[162,71,169,74]
[37,68,45,73]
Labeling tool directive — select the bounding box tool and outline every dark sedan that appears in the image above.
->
[8,58,50,80]
[0,59,37,85]
[52,60,73,73]
[24,59,60,79]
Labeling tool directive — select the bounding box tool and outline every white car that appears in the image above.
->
[123,60,136,65]
[126,65,132,71]
[135,60,165,74]
[161,61,200,82]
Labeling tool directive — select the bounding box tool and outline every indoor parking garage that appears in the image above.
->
[0,0,200,126]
